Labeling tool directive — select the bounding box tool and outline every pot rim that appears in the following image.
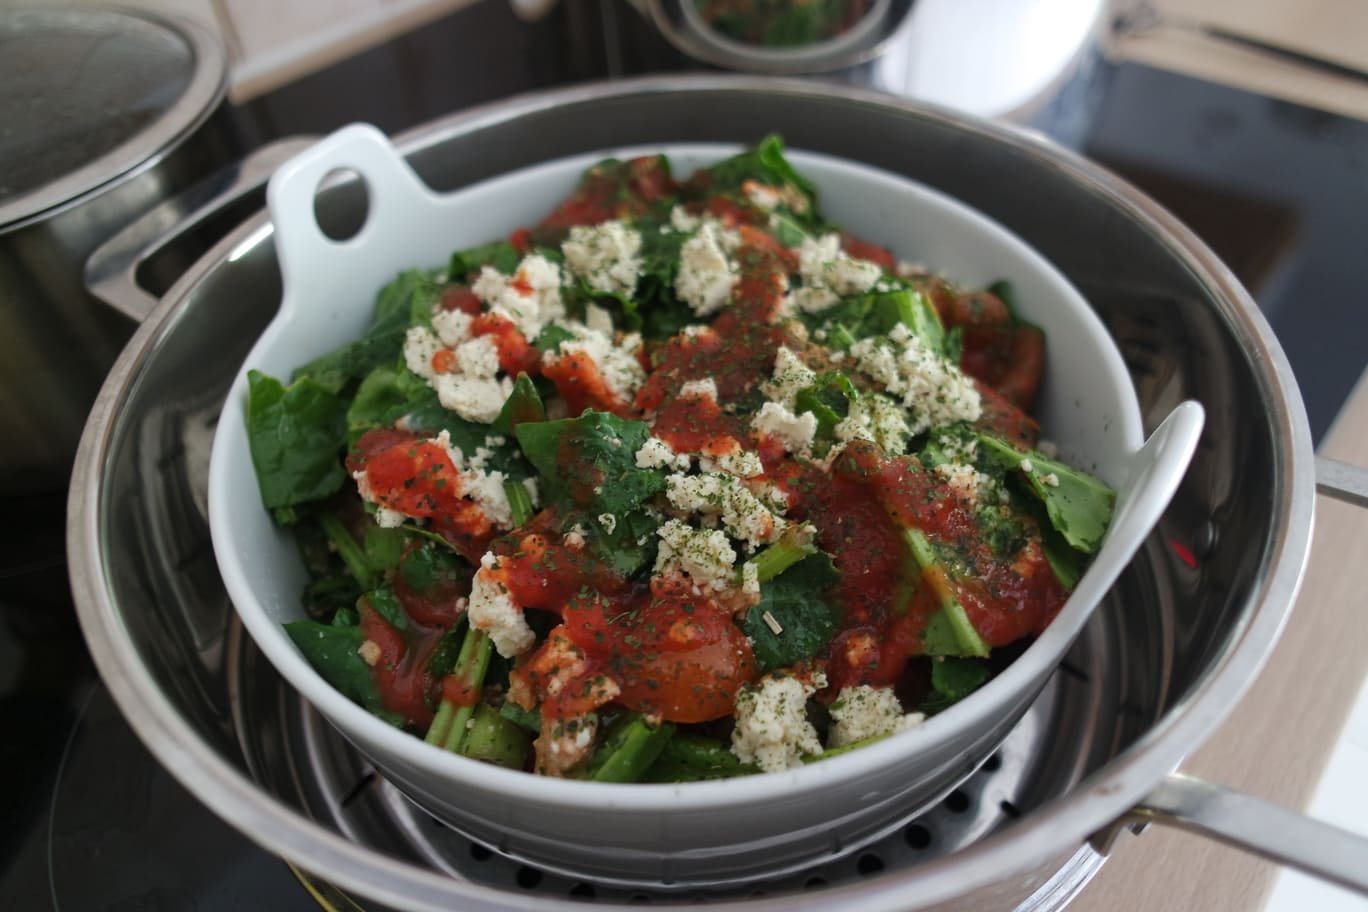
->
[0,5,227,233]
[67,74,1315,911]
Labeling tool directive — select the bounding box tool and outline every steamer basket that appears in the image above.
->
[70,77,1336,911]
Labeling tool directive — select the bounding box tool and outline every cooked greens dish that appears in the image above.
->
[245,136,1114,781]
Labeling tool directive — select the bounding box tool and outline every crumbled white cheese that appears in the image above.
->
[679,377,719,401]
[848,324,981,435]
[404,325,513,424]
[431,309,473,348]
[935,461,993,505]
[597,513,617,534]
[827,685,925,748]
[761,347,817,409]
[676,222,740,317]
[702,449,764,479]
[543,324,646,405]
[790,234,882,315]
[750,402,817,454]
[468,553,536,657]
[1019,458,1034,473]
[1040,472,1060,487]
[665,472,785,550]
[654,519,737,591]
[561,220,643,296]
[585,302,614,336]
[470,253,565,340]
[731,672,827,773]
[670,205,701,233]
[357,640,382,667]
[744,181,782,211]
[833,393,912,455]
[563,524,587,550]
[635,436,691,471]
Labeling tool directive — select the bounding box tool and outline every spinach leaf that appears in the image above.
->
[807,288,947,356]
[246,370,348,511]
[644,732,759,782]
[365,584,408,631]
[449,240,521,282]
[284,620,404,726]
[703,135,818,223]
[741,552,841,673]
[920,656,991,714]
[492,373,546,436]
[976,434,1115,554]
[514,411,665,517]
[399,540,470,595]
[295,270,440,392]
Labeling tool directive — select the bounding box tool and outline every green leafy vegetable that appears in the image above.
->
[461,704,531,769]
[296,270,440,392]
[703,135,818,224]
[246,370,348,511]
[492,373,546,436]
[644,732,759,782]
[448,240,521,281]
[742,552,841,673]
[905,528,990,658]
[515,411,666,517]
[976,434,1115,554]
[284,620,404,725]
[586,712,676,783]
[921,657,991,714]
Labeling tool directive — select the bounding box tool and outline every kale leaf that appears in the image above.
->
[742,552,841,673]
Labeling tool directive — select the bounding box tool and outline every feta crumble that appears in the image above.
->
[827,685,925,748]
[543,324,646,405]
[787,234,883,315]
[654,519,737,591]
[731,672,827,773]
[665,472,786,550]
[848,323,981,435]
[561,220,643,296]
[635,436,691,471]
[750,401,817,454]
[470,253,565,340]
[468,553,536,658]
[761,347,817,409]
[676,222,740,316]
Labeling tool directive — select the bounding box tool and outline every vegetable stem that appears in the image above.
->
[747,532,817,584]
[504,480,534,527]
[904,528,989,658]
[424,624,494,754]
[318,512,377,591]
[588,714,675,783]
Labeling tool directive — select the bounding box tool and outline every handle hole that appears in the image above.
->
[313,167,370,242]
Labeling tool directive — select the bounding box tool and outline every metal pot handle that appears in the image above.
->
[85,136,318,322]
[1316,455,1368,509]
[1134,774,1368,895]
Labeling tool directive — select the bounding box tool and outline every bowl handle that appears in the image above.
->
[1132,773,1368,895]
[266,124,442,319]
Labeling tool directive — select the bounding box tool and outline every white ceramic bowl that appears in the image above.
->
[209,125,1159,886]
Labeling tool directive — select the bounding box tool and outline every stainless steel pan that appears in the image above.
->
[68,76,1368,909]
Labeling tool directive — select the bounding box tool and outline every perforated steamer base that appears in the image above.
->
[228,554,1155,909]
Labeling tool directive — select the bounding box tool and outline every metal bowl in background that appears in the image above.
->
[646,0,911,75]
[0,4,234,497]
[69,77,1349,910]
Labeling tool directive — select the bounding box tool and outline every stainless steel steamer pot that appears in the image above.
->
[68,78,1368,909]
[0,5,236,496]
